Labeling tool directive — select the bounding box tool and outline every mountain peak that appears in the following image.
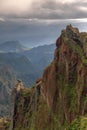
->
[61,24,80,41]
[0,41,28,52]
[66,24,79,34]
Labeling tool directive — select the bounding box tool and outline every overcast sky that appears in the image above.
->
[0,0,87,47]
[0,0,87,20]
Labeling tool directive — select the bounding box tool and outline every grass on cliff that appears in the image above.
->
[67,116,87,130]
[62,31,87,65]
[67,39,87,65]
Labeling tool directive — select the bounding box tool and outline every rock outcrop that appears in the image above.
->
[10,80,24,130]
[10,25,87,130]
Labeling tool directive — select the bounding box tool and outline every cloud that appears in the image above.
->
[0,18,5,22]
[0,0,87,19]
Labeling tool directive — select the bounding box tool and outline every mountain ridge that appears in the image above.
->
[23,43,56,74]
[10,25,87,130]
[0,41,28,53]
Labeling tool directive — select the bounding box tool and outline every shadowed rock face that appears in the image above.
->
[11,25,87,130]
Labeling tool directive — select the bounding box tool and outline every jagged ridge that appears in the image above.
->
[10,25,87,130]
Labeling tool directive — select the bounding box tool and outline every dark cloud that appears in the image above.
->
[0,0,87,47]
[0,0,87,19]
[39,0,87,19]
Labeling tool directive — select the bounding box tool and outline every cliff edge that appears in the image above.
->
[10,25,87,130]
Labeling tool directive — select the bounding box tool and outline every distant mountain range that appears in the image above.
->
[0,41,29,52]
[0,52,39,86]
[23,44,56,74]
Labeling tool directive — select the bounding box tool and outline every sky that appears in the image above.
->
[0,0,87,47]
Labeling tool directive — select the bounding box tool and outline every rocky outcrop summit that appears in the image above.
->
[10,25,87,130]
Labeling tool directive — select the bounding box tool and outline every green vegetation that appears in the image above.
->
[67,39,87,65]
[20,88,31,96]
[67,116,87,130]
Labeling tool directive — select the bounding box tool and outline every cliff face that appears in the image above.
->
[42,25,87,118]
[11,25,87,130]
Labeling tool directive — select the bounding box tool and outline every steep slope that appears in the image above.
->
[23,44,55,74]
[11,25,87,130]
[0,41,28,52]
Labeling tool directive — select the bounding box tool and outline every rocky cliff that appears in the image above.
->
[10,25,87,130]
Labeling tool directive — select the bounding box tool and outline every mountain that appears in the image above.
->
[10,25,87,130]
[0,41,28,53]
[23,44,56,74]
